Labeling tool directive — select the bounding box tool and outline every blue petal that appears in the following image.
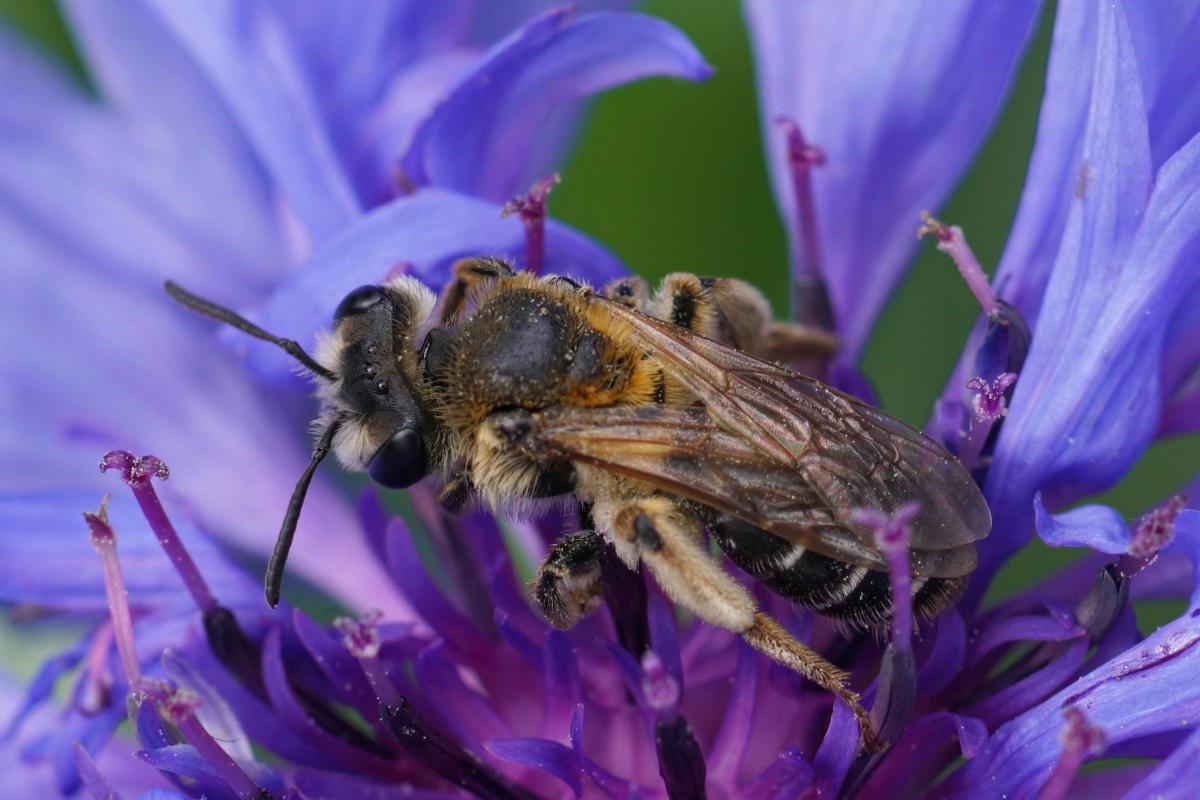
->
[292,769,463,799]
[1124,725,1200,798]
[399,7,711,202]
[743,0,1040,357]
[250,188,626,378]
[1033,494,1132,553]
[738,747,813,800]
[56,0,285,289]
[945,512,1200,793]
[136,745,239,800]
[145,1,362,245]
[0,491,255,612]
[983,0,1200,568]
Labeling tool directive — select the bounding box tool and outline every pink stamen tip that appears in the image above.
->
[83,496,116,548]
[501,173,561,221]
[334,610,384,659]
[918,212,998,316]
[640,650,680,712]
[967,372,1018,422]
[143,678,200,724]
[853,502,920,552]
[100,451,169,486]
[1127,495,1187,562]
[101,449,217,614]
[502,174,560,276]
[1061,706,1105,754]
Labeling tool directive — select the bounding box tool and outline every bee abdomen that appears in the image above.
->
[710,515,962,629]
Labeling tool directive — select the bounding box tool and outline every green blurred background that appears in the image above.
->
[2,0,1196,603]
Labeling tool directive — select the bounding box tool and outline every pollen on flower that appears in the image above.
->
[1120,495,1188,577]
[334,609,384,658]
[967,372,1018,421]
[100,450,169,486]
[918,212,998,317]
[640,650,681,712]
[142,678,200,724]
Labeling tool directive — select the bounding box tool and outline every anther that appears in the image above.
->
[1119,495,1188,577]
[144,678,271,800]
[502,173,560,276]
[83,497,142,691]
[918,212,998,317]
[1040,707,1105,800]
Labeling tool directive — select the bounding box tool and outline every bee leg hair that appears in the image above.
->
[602,276,650,310]
[761,323,840,364]
[605,497,879,753]
[532,530,605,630]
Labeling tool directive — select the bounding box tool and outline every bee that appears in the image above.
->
[165,259,989,750]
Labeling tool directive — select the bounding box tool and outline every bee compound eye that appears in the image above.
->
[367,428,427,489]
[333,285,387,323]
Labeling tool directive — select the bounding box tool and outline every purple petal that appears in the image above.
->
[292,769,462,799]
[400,7,711,202]
[811,698,858,796]
[1034,494,1132,554]
[917,611,967,697]
[964,639,1088,728]
[136,744,240,800]
[707,642,759,783]
[542,631,582,740]
[744,0,1040,356]
[966,612,1083,669]
[291,610,380,723]
[859,712,985,796]
[414,642,512,749]
[738,747,813,800]
[647,596,683,689]
[250,188,626,379]
[383,517,488,655]
[485,737,583,797]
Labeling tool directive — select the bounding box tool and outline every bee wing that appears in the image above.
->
[538,297,991,578]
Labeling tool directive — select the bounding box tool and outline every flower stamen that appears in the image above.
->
[1040,706,1104,800]
[853,502,921,746]
[654,715,707,799]
[101,451,217,615]
[502,173,560,276]
[918,212,998,317]
[144,679,271,800]
[1118,495,1187,577]
[83,497,142,691]
[777,117,832,329]
[959,372,1019,469]
[335,610,399,707]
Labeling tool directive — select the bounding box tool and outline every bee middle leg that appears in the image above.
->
[601,496,880,752]
[533,530,605,629]
[646,272,838,364]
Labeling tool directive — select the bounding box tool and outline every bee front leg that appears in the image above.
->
[603,497,881,753]
[533,530,605,629]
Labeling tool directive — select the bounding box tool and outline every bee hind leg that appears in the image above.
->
[533,530,605,629]
[604,497,880,753]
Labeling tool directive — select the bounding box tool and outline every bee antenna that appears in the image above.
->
[164,281,337,382]
[265,419,341,608]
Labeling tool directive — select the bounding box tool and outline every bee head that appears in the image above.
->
[317,275,440,489]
